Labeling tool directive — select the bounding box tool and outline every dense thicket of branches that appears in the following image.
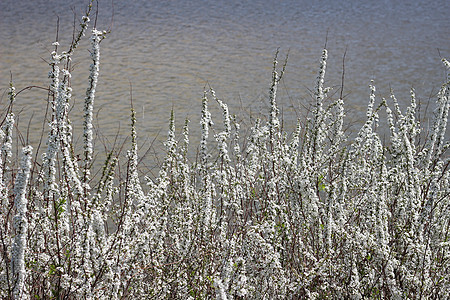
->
[1,4,449,299]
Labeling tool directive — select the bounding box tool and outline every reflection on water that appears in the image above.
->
[0,0,449,157]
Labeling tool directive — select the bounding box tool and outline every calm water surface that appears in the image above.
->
[0,0,449,161]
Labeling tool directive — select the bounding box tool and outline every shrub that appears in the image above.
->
[1,3,448,299]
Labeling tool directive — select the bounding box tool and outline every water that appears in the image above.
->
[1,0,449,164]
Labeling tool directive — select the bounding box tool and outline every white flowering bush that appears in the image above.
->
[1,3,449,299]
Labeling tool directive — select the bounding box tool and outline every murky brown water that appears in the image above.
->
[1,0,449,165]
